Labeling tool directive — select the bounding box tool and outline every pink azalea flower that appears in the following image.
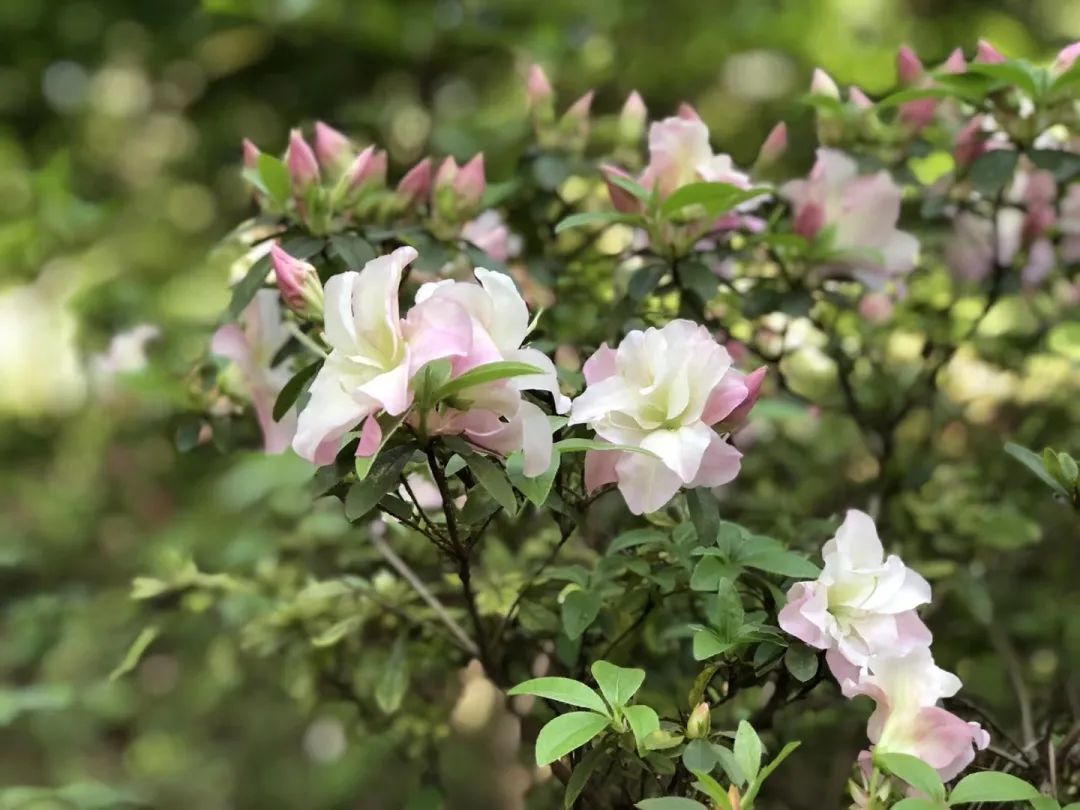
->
[461,210,522,263]
[568,320,762,514]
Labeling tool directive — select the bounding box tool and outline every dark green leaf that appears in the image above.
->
[564,744,606,809]
[329,233,376,269]
[562,590,602,640]
[464,452,517,516]
[687,489,719,546]
[227,254,271,318]
[967,150,1018,197]
[1005,443,1069,497]
[344,444,413,521]
[784,645,818,682]
[273,360,322,421]
[608,528,667,554]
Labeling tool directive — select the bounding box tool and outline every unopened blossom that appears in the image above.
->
[347,145,388,190]
[755,122,788,167]
[810,68,841,99]
[569,320,762,514]
[976,39,1006,65]
[778,509,932,673]
[526,64,554,108]
[840,648,990,780]
[286,129,320,190]
[461,210,522,263]
[314,121,352,173]
[780,149,919,288]
[433,155,486,215]
[397,157,433,206]
[618,90,647,144]
[293,247,467,464]
[1053,41,1080,75]
[213,290,296,454]
[270,243,324,318]
[242,138,260,169]
[408,268,569,476]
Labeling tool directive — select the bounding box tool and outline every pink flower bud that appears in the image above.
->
[953,116,988,168]
[270,242,324,317]
[976,39,1006,64]
[563,90,594,124]
[347,145,387,189]
[434,156,461,192]
[314,121,351,170]
[724,366,766,427]
[286,129,320,190]
[1054,41,1080,75]
[849,86,873,109]
[686,702,711,740]
[794,201,826,238]
[454,153,486,208]
[858,292,894,324]
[397,157,433,205]
[242,138,260,169]
[619,90,647,142]
[897,45,924,86]
[526,63,554,108]
[602,165,643,214]
[756,122,788,165]
[677,102,703,121]
[943,48,967,74]
[811,68,840,98]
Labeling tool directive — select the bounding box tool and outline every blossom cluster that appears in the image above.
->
[779,510,989,781]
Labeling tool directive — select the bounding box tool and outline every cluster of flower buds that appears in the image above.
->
[526,64,596,153]
[779,510,989,783]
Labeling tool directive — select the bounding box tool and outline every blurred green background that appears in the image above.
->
[2,1,1079,808]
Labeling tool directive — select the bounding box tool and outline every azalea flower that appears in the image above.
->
[569,319,762,514]
[408,268,569,476]
[212,290,296,455]
[781,149,920,288]
[293,246,468,464]
[461,210,522,263]
[778,509,932,673]
[839,648,990,781]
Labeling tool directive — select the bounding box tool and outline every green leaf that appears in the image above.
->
[967,149,1019,197]
[875,752,945,801]
[562,590,602,640]
[506,450,559,506]
[690,771,733,809]
[1027,149,1080,183]
[1029,796,1060,810]
[355,413,406,479]
[555,211,643,234]
[713,744,747,786]
[743,741,800,803]
[660,182,770,217]
[606,170,653,202]
[608,528,667,554]
[553,438,658,458]
[965,61,1041,98]
[108,627,160,681]
[534,711,610,766]
[636,800,709,810]
[877,86,963,109]
[464,452,517,516]
[564,744,606,809]
[692,629,732,660]
[687,489,719,545]
[784,645,818,682]
[740,548,820,579]
[690,558,730,592]
[227,253,271,318]
[508,677,609,716]
[591,661,646,709]
[623,704,660,749]
[1005,442,1069,497]
[733,720,762,783]
[948,772,1041,805]
[344,444,414,521]
[892,800,945,810]
[257,153,291,205]
[312,615,361,647]
[273,360,322,420]
[329,233,376,269]
[374,635,410,714]
[432,361,543,402]
[682,739,719,773]
[707,579,745,642]
[628,264,666,300]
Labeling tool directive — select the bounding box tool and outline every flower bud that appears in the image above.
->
[454,153,486,209]
[1054,42,1080,76]
[602,165,643,214]
[943,48,967,74]
[314,121,352,172]
[755,122,788,166]
[526,63,554,108]
[686,702,711,739]
[397,157,433,206]
[562,90,594,128]
[242,138,261,169]
[728,785,742,810]
[677,102,703,122]
[722,367,766,429]
[270,242,323,319]
[897,45,924,86]
[434,156,460,193]
[858,292,894,324]
[286,129,320,190]
[976,39,1006,65]
[618,90,647,144]
[810,67,840,98]
[348,144,387,190]
[849,86,873,110]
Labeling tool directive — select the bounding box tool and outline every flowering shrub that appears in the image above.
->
[137,42,1080,809]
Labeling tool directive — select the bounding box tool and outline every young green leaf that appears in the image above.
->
[660,182,770,217]
[690,771,733,810]
[432,361,543,403]
[682,739,719,774]
[733,720,762,783]
[507,677,609,716]
[374,635,410,714]
[875,752,945,801]
[591,660,646,709]
[534,711,610,766]
[623,704,660,750]
[1005,442,1069,497]
[892,800,946,810]
[784,645,818,682]
[553,438,659,458]
[257,153,291,205]
[506,450,559,506]
[948,771,1041,805]
[713,744,747,787]
[108,626,160,681]
[555,211,643,234]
